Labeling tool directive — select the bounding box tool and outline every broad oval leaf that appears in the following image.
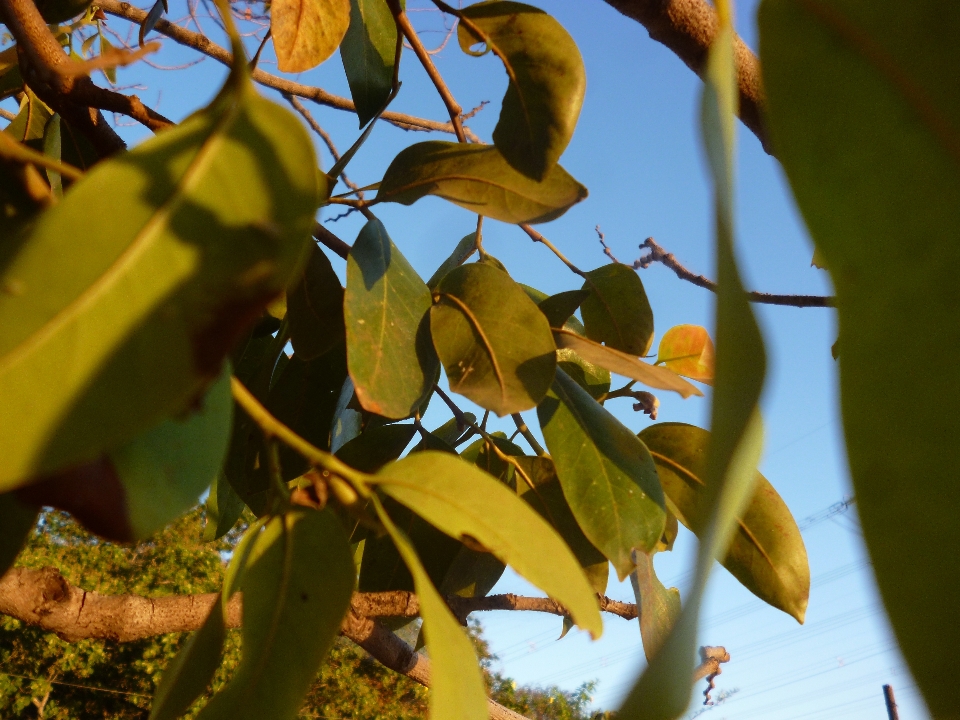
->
[287,244,345,361]
[272,0,350,73]
[431,263,557,416]
[655,324,715,385]
[457,0,585,180]
[345,218,439,419]
[378,141,588,224]
[760,1,960,712]
[538,367,665,580]
[197,509,354,720]
[581,263,654,356]
[630,550,680,662]
[554,329,701,398]
[340,0,397,127]
[373,450,603,638]
[640,422,809,622]
[0,62,318,492]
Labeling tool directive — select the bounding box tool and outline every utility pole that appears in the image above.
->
[883,684,899,720]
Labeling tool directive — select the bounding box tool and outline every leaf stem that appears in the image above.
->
[510,414,546,456]
[520,224,587,278]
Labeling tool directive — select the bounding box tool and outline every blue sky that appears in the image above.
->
[2,0,928,717]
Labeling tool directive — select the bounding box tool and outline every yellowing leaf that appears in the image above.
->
[272,0,350,73]
[655,325,715,385]
[630,550,680,662]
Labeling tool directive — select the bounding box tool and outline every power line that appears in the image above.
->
[0,670,152,699]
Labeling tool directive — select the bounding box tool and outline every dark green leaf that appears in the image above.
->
[581,263,654,356]
[0,53,318,492]
[378,141,588,224]
[431,263,556,416]
[197,509,354,720]
[428,413,477,447]
[630,550,680,662]
[438,544,506,599]
[100,33,117,84]
[537,289,590,328]
[272,0,350,72]
[42,113,62,198]
[4,88,53,150]
[336,423,417,472]
[0,492,39,576]
[458,1,585,180]
[341,0,397,127]
[34,0,92,23]
[287,244,345,361]
[426,232,477,291]
[345,218,438,419]
[538,368,665,580]
[203,471,246,542]
[374,451,603,637]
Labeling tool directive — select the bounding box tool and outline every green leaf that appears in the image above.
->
[431,263,557,416]
[428,413,477,447]
[4,88,53,150]
[0,53,318,492]
[556,347,610,401]
[581,263,654,356]
[554,329,701,398]
[457,1,585,181]
[630,550,680,662]
[371,495,488,720]
[42,113,62,198]
[100,33,117,84]
[272,0,350,72]
[378,141,588,224]
[0,492,39,576]
[537,289,591,329]
[287,244,345,361]
[459,432,524,485]
[203,471,246,541]
[341,0,397,127]
[197,509,354,720]
[336,423,417,473]
[538,368,665,580]
[426,232,477,291]
[514,456,609,595]
[655,325,714,386]
[759,3,960,712]
[373,450,603,637]
[639,422,808,621]
[112,364,233,540]
[619,23,766,720]
[34,0,91,23]
[345,218,438,419]
[438,544,506,599]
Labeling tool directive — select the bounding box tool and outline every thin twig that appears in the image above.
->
[520,224,587,278]
[596,225,621,263]
[637,237,835,308]
[510,414,545,456]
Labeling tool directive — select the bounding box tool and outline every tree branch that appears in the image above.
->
[97,0,478,141]
[600,0,771,153]
[314,223,352,260]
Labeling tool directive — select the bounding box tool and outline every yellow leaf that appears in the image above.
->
[272,0,350,73]
[655,324,715,385]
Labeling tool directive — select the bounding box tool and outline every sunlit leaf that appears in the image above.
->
[655,325,715,385]
[556,347,610,401]
[287,244,345,361]
[538,368,665,580]
[345,219,438,419]
[341,0,397,126]
[581,263,654,356]
[378,141,588,224]
[630,550,680,661]
[4,88,53,149]
[373,451,603,638]
[272,0,350,73]
[457,0,585,180]
[431,263,556,416]
[760,2,960,710]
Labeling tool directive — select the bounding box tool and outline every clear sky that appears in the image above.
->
[2,0,929,717]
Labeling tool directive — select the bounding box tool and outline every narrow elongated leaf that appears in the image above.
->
[426,232,477,291]
[514,456,609,595]
[431,263,556,416]
[619,23,766,720]
[457,1,585,180]
[554,329,700,398]
[0,492,38,576]
[203,471,245,541]
[371,495,488,720]
[538,368,665,580]
[378,141,588,224]
[42,113,62,197]
[197,509,354,720]
[760,2,960,712]
[0,51,318,492]
[581,263,654,356]
[374,451,603,637]
[341,0,397,127]
[287,244,345,361]
[4,88,53,149]
[345,218,438,419]
[640,422,808,621]
[655,325,715,385]
[272,0,350,73]
[630,550,680,661]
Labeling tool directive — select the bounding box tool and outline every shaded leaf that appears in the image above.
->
[42,113,62,198]
[287,244,345,361]
[460,432,524,485]
[345,218,438,419]
[538,368,665,580]
[4,88,53,150]
[100,33,117,84]
[655,325,715,385]
[197,509,354,720]
[431,263,556,416]
[759,3,960,711]
[427,232,477,291]
[537,289,590,328]
[438,544,506,599]
[378,141,587,224]
[203,470,246,541]
[336,423,417,473]
[0,49,318,492]
[33,0,90,22]
[554,329,700,398]
[272,0,350,73]
[457,0,585,180]
[581,263,654,356]
[630,550,680,662]
[374,450,603,637]
[0,492,39,576]
[341,0,397,127]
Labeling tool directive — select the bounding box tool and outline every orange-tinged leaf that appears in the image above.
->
[655,325,714,385]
